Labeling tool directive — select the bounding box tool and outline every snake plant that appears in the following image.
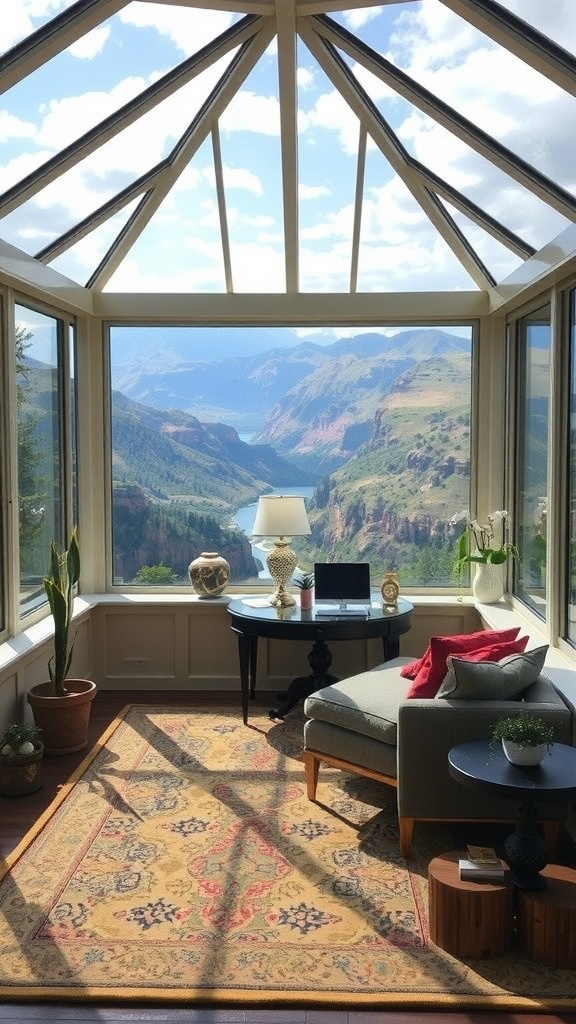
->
[43,527,80,696]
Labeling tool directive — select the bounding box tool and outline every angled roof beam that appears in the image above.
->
[439,0,576,98]
[35,167,167,263]
[276,0,299,293]
[299,21,496,289]
[211,123,233,292]
[0,16,263,219]
[313,14,576,222]
[0,0,128,95]
[87,23,275,290]
[413,160,535,260]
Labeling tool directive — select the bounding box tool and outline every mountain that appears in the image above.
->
[305,353,471,583]
[111,328,470,453]
[112,391,315,506]
[254,330,470,473]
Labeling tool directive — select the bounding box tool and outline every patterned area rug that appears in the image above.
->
[2,704,576,1008]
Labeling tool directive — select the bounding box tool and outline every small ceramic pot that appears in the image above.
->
[188,551,230,597]
[502,738,547,766]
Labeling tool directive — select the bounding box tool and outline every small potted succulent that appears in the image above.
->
[293,568,314,610]
[491,712,554,766]
[0,723,44,796]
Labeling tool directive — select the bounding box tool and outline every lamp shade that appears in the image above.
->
[252,495,311,538]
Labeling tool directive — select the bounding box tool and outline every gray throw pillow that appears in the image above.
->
[436,645,548,699]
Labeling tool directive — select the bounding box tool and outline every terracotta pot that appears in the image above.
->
[0,743,44,796]
[299,588,314,611]
[27,679,97,755]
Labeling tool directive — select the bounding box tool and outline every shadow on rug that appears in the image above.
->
[1,704,576,1008]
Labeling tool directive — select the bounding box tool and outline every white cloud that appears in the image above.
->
[221,91,281,136]
[299,184,330,200]
[0,111,37,142]
[119,5,233,59]
[344,6,384,31]
[67,25,111,60]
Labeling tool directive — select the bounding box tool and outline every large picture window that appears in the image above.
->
[513,302,551,619]
[109,324,472,589]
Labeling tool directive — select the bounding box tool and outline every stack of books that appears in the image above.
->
[458,845,506,882]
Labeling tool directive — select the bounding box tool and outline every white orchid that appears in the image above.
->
[450,508,519,579]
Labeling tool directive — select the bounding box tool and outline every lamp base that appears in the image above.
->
[266,539,297,608]
[268,585,296,608]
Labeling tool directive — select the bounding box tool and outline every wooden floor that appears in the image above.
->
[1,689,576,1024]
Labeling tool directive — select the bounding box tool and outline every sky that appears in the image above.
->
[1,1,575,295]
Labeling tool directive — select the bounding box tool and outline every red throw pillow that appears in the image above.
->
[448,635,528,667]
[400,651,429,680]
[405,627,522,698]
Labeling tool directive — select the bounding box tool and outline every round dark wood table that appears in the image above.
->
[227,596,413,722]
[448,738,576,890]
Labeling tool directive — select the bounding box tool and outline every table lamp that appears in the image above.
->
[252,494,311,607]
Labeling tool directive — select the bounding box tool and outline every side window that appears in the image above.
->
[513,302,551,619]
[16,304,66,617]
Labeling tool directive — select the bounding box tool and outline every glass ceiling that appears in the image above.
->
[1,0,575,294]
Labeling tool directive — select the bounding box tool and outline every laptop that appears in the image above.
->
[314,562,372,616]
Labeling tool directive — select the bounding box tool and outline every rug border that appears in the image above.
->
[1,704,575,1012]
[2,702,134,878]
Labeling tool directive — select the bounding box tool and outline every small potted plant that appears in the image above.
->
[293,568,314,610]
[0,723,44,796]
[27,528,97,755]
[491,712,554,766]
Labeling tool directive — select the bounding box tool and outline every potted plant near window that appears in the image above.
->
[27,528,97,755]
[450,509,519,603]
[293,569,314,610]
[491,712,554,766]
[0,723,43,796]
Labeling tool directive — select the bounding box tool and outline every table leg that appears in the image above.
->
[382,635,399,660]
[236,632,251,725]
[504,799,548,890]
[248,634,258,700]
[269,637,337,721]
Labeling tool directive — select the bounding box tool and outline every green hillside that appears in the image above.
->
[306,355,471,584]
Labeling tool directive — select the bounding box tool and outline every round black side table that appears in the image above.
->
[448,738,576,891]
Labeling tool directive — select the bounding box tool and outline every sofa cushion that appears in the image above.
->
[437,645,549,700]
[304,657,411,747]
[405,627,523,698]
[435,636,529,696]
[400,626,522,682]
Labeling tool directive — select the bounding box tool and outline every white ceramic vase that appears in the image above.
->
[472,561,504,603]
[502,739,547,766]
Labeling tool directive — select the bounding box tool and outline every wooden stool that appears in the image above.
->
[517,863,576,967]
[428,851,513,959]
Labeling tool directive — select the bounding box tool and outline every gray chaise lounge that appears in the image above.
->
[303,655,572,857]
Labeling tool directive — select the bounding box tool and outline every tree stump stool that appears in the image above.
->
[428,851,513,959]
[517,863,576,967]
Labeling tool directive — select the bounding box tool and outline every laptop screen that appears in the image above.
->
[313,562,371,608]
